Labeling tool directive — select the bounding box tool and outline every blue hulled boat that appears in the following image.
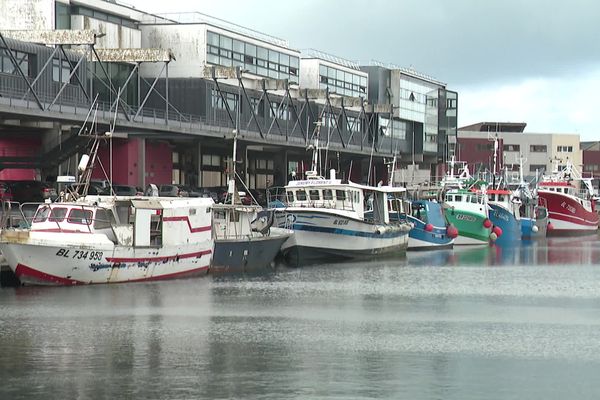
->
[406,200,455,250]
[487,188,521,245]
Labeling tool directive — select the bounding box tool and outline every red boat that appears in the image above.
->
[537,161,599,235]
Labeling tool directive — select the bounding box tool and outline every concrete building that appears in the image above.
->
[0,0,459,191]
[361,63,458,185]
[458,122,583,181]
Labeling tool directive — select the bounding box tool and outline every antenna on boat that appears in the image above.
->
[386,154,397,187]
[306,121,321,179]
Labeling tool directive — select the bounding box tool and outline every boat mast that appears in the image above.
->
[307,122,321,178]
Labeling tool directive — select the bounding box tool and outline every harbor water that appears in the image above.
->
[2,236,600,399]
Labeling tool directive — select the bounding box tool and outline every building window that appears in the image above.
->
[557,145,573,152]
[318,64,367,97]
[0,49,33,77]
[529,164,546,173]
[52,58,74,83]
[211,89,238,112]
[503,144,520,152]
[584,164,599,172]
[530,145,547,152]
[71,6,136,28]
[476,144,494,152]
[206,30,298,80]
[202,154,221,167]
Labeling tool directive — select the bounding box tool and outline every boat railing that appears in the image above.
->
[0,201,42,229]
[5,202,118,240]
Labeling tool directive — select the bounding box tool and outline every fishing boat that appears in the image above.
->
[407,199,456,250]
[268,129,411,266]
[483,135,521,244]
[210,203,292,273]
[210,108,293,274]
[0,195,214,285]
[537,160,599,235]
[0,132,214,285]
[440,157,496,245]
[506,157,547,239]
[486,188,521,245]
[390,163,456,250]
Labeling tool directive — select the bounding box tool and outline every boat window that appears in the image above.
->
[471,195,478,203]
[353,191,360,203]
[94,208,115,230]
[32,206,50,223]
[67,208,93,225]
[455,195,462,202]
[309,190,320,200]
[498,195,504,202]
[323,189,333,200]
[296,190,307,201]
[286,191,294,202]
[48,207,68,222]
[336,190,346,201]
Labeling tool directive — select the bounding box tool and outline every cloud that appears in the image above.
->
[458,65,600,139]
[128,0,600,140]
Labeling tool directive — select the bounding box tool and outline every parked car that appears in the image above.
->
[199,188,219,203]
[180,185,203,197]
[107,185,142,196]
[159,184,189,197]
[8,180,57,203]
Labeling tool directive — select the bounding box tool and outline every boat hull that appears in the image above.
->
[0,232,212,285]
[538,192,599,236]
[444,208,491,245]
[274,210,410,266]
[407,216,453,250]
[211,232,291,274]
[489,204,521,245]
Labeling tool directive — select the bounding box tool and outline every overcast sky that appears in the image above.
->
[127,0,600,140]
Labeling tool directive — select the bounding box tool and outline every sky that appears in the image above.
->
[126,0,600,140]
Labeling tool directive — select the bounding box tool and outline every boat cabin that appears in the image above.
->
[444,190,486,206]
[26,197,213,248]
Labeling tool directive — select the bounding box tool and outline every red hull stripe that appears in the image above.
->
[106,249,212,263]
[16,263,84,285]
[548,212,598,226]
[162,216,212,233]
[15,262,210,285]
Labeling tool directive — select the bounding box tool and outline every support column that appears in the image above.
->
[197,141,202,188]
[138,138,146,188]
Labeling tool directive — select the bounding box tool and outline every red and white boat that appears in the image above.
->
[0,195,214,285]
[537,160,599,235]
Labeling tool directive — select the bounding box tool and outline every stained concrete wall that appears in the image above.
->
[0,0,54,31]
[71,15,141,49]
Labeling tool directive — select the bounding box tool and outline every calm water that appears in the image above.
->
[2,237,600,399]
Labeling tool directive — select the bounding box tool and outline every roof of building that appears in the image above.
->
[581,141,600,151]
[458,122,527,133]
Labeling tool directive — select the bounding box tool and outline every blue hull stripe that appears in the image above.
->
[290,223,408,239]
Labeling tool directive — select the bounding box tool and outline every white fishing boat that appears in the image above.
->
[0,128,214,285]
[268,128,411,266]
[0,195,214,285]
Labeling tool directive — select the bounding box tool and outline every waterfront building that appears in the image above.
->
[360,62,458,186]
[0,0,458,191]
[457,122,583,182]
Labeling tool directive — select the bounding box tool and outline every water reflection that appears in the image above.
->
[2,237,600,399]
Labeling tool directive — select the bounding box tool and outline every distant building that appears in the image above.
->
[458,122,582,181]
